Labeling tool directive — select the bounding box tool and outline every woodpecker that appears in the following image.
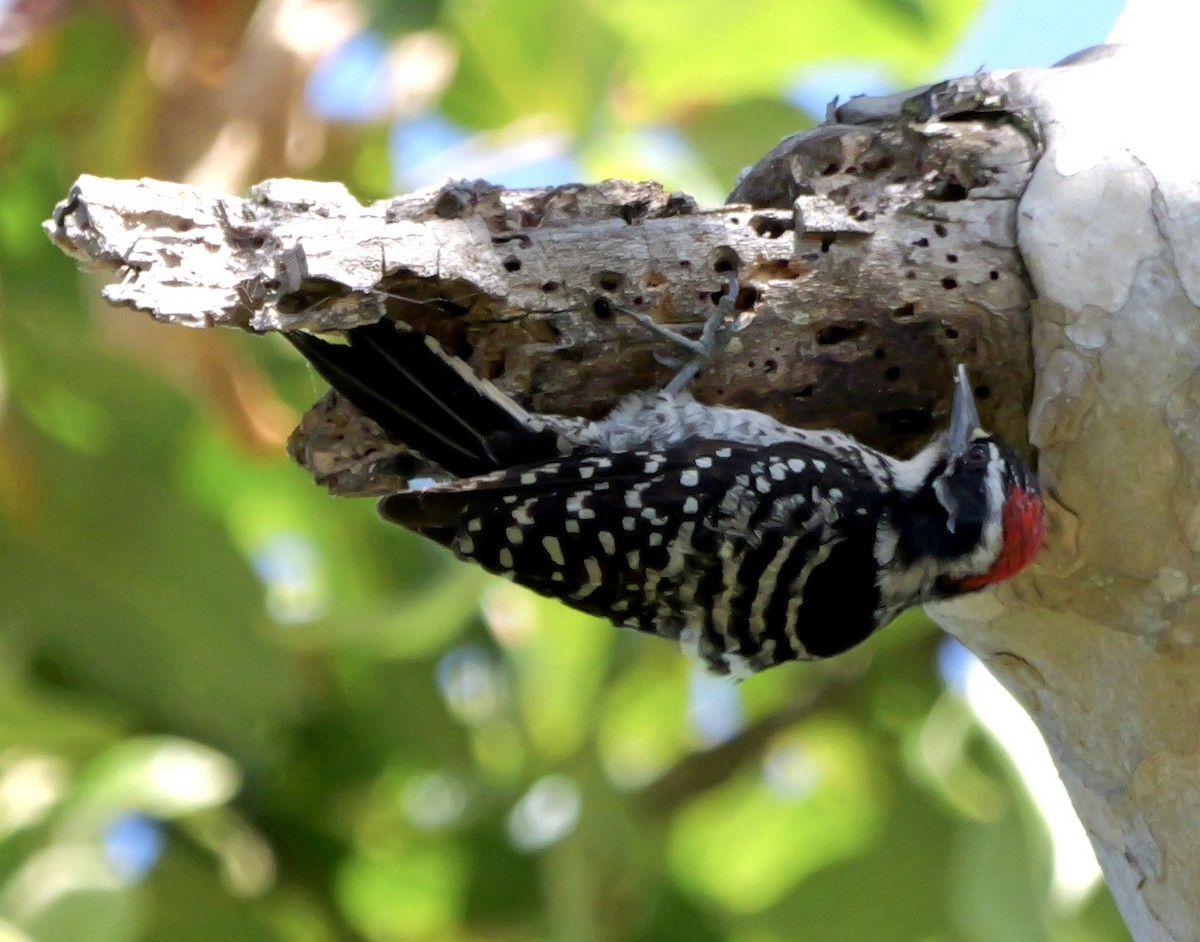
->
[285,308,1045,675]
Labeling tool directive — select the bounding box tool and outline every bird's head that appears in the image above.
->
[895,365,1046,594]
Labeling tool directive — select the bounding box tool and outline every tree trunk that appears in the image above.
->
[929,45,1200,942]
[44,44,1195,941]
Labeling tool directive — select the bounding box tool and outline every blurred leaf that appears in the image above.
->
[905,692,1009,819]
[501,588,614,760]
[1,846,142,942]
[144,848,283,942]
[0,150,58,261]
[280,565,489,658]
[668,719,882,912]
[62,738,240,830]
[0,679,122,759]
[0,918,35,942]
[8,14,129,125]
[364,0,443,33]
[337,842,465,940]
[585,0,982,118]
[461,821,542,923]
[0,330,302,769]
[762,758,955,940]
[948,788,1052,942]
[681,97,815,191]
[598,651,691,789]
[630,887,723,942]
[348,124,397,200]
[440,0,621,132]
[1077,883,1135,941]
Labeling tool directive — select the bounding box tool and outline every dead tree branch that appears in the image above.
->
[46,76,1037,497]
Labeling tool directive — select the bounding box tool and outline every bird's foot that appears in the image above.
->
[618,276,753,394]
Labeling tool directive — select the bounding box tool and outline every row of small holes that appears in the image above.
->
[588,253,742,319]
[910,227,1003,286]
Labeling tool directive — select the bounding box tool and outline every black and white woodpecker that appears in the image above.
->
[285,285,1046,675]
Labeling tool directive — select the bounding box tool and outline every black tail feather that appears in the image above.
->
[285,321,554,477]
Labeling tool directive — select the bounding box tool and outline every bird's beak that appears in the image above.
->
[949,363,981,458]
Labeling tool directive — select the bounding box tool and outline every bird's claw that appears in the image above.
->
[615,275,753,395]
[652,350,685,371]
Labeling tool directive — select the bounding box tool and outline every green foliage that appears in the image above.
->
[668,719,882,913]
[0,1,1133,940]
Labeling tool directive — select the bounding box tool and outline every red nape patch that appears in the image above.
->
[957,486,1047,591]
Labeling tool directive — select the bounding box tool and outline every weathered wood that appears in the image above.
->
[46,79,1037,495]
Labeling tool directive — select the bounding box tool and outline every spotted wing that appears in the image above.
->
[380,439,888,673]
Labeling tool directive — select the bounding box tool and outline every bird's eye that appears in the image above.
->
[962,442,992,468]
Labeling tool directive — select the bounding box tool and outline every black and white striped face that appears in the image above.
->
[381,439,892,675]
[876,431,1043,601]
[928,434,1044,591]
